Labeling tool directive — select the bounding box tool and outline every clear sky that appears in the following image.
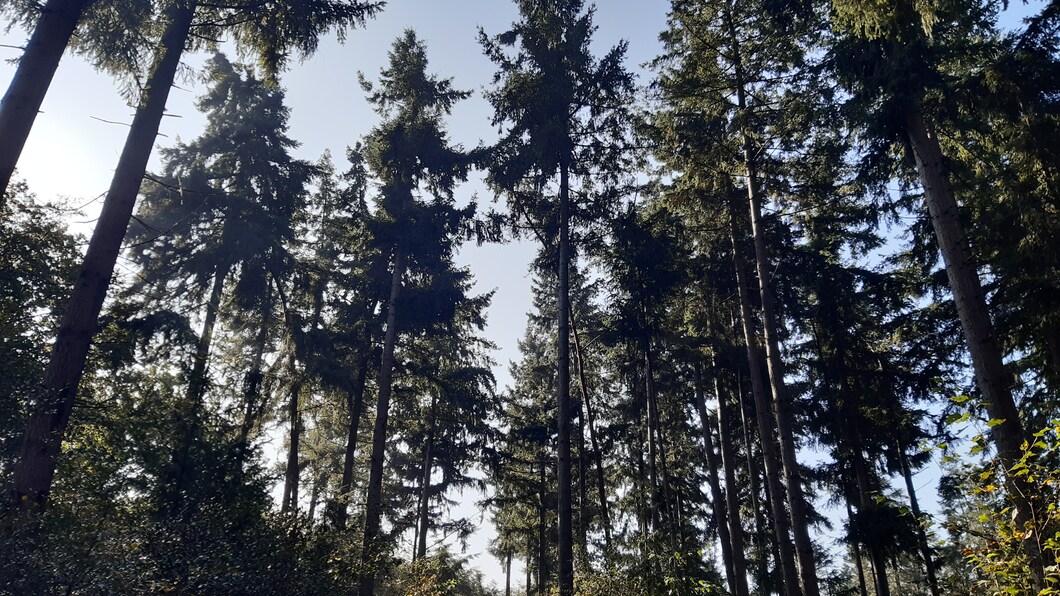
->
[0,0,1044,590]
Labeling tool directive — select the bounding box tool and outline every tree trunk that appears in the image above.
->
[742,137,818,596]
[846,498,869,596]
[506,551,512,596]
[8,0,197,518]
[0,0,93,199]
[237,287,272,462]
[171,258,229,508]
[281,351,303,514]
[905,106,1023,465]
[905,105,1042,582]
[693,364,738,594]
[571,310,611,547]
[851,447,890,596]
[526,532,533,596]
[719,2,819,589]
[538,457,548,596]
[644,333,675,537]
[331,350,370,529]
[896,438,940,596]
[575,392,588,568]
[358,243,406,596]
[556,159,574,596]
[415,392,437,560]
[706,361,751,596]
[727,197,800,594]
[736,362,771,593]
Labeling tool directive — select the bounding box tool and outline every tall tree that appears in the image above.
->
[355,30,475,595]
[6,0,380,519]
[125,53,311,512]
[481,2,633,591]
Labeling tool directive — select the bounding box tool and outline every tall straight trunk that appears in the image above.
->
[332,350,370,529]
[172,259,229,505]
[281,352,303,514]
[308,468,325,521]
[846,498,870,596]
[721,4,819,591]
[415,392,437,560]
[571,310,611,547]
[575,395,588,567]
[506,551,512,596]
[237,288,272,460]
[526,533,533,596]
[635,417,649,540]
[736,364,771,592]
[0,0,93,199]
[639,362,661,531]
[538,457,548,596]
[904,106,1048,582]
[693,365,739,596]
[896,438,940,596]
[742,133,818,596]
[556,160,574,596]
[644,335,675,535]
[8,0,196,517]
[851,447,890,596]
[707,361,751,596]
[358,243,406,596]
[904,106,1024,467]
[727,199,800,594]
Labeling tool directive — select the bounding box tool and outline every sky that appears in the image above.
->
[0,0,669,589]
[0,0,1045,591]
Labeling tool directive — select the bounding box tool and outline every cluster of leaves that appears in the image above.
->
[961,420,1060,594]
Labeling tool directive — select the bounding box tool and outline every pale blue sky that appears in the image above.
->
[0,0,1043,590]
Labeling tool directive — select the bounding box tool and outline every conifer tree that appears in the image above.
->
[355,30,476,595]
[7,0,381,519]
[481,3,634,590]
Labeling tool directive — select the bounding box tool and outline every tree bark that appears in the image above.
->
[281,351,303,514]
[358,243,406,596]
[846,498,870,596]
[237,287,272,462]
[571,310,611,547]
[693,364,739,596]
[905,105,1042,582]
[538,457,548,596]
[506,551,513,596]
[735,363,771,593]
[0,0,93,199]
[556,159,574,596]
[171,258,229,508]
[727,197,800,594]
[331,350,370,529]
[708,360,751,596]
[644,333,675,537]
[896,438,940,596]
[415,392,437,560]
[905,108,1025,460]
[851,444,890,596]
[8,0,197,518]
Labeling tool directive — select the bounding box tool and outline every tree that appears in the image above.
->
[0,0,101,198]
[481,2,634,591]
[355,30,477,595]
[6,0,381,520]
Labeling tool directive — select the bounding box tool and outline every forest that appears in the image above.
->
[0,0,1057,594]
